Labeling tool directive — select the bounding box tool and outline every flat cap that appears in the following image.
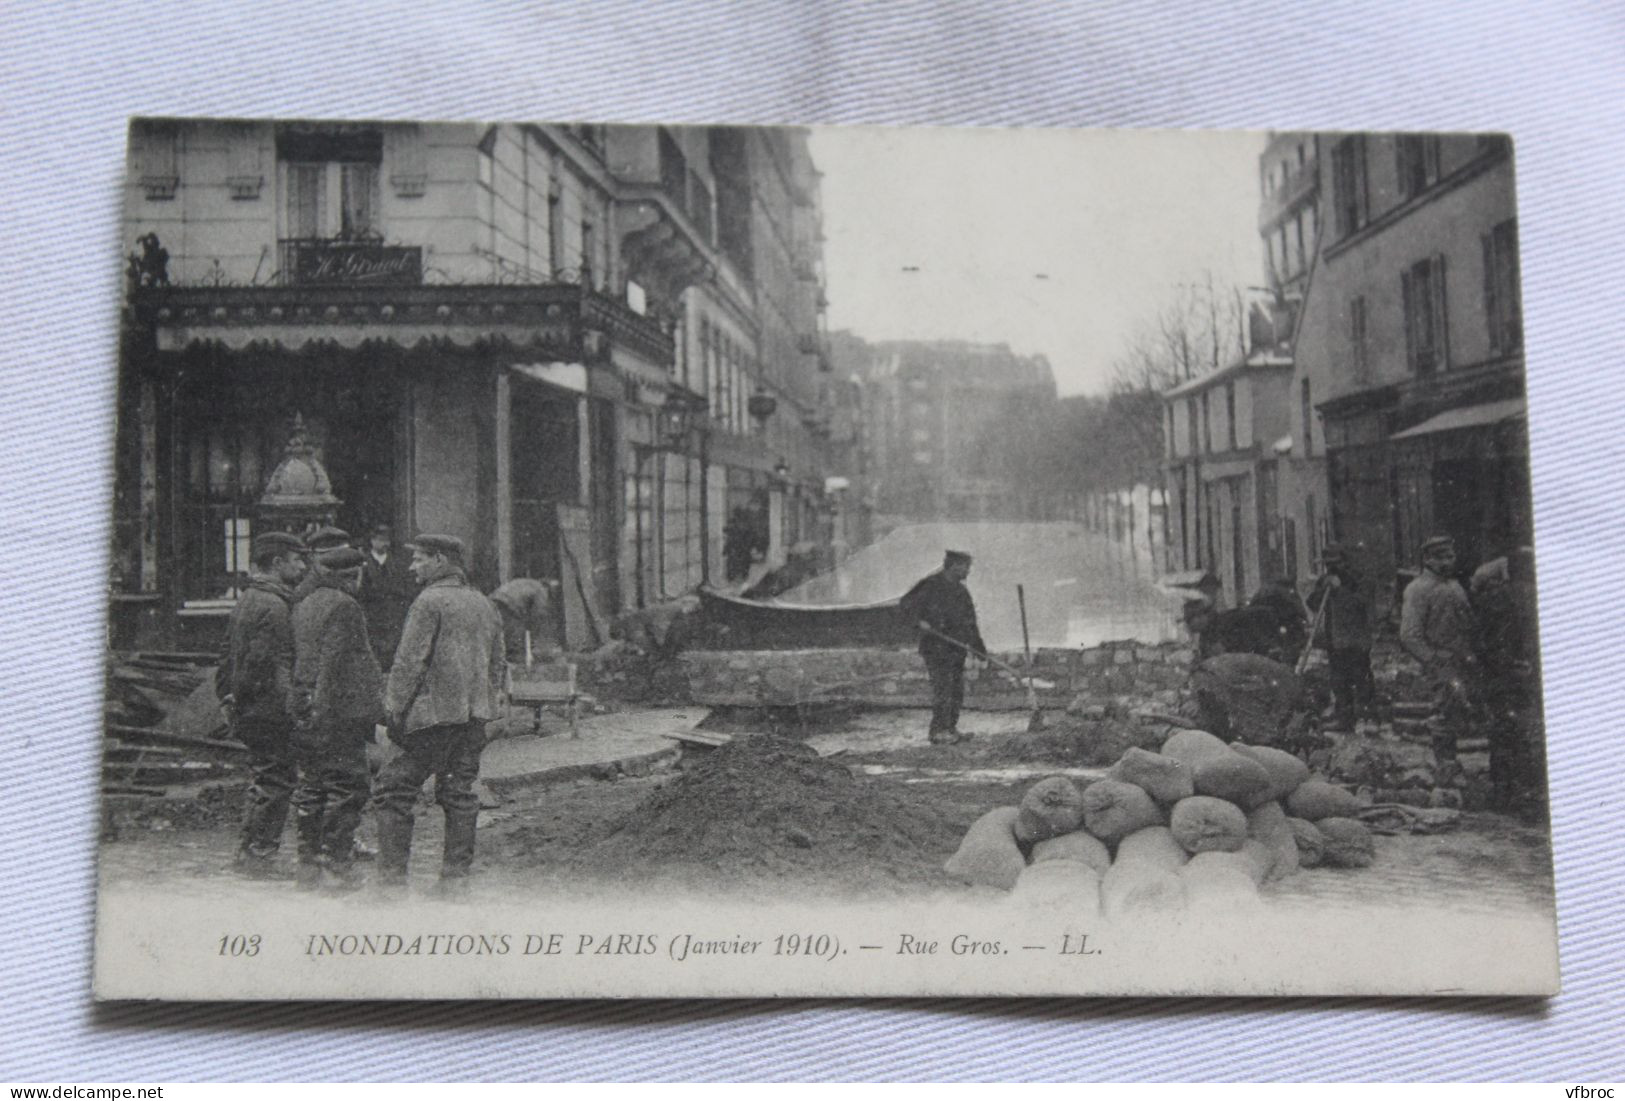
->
[316,546,365,570]
[251,531,307,559]
[943,549,973,565]
[409,533,467,560]
[305,525,351,551]
[1420,534,1456,556]
[369,521,393,536]
[1319,544,1347,563]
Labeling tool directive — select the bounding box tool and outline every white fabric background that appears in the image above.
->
[2,0,1622,1082]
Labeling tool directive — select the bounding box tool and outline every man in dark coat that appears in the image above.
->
[215,531,307,877]
[359,522,414,667]
[1474,546,1543,813]
[1307,545,1376,732]
[900,550,987,745]
[288,546,383,891]
[376,534,507,898]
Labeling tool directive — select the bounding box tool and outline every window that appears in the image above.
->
[1225,382,1238,450]
[1395,134,1441,201]
[1294,210,1307,272]
[581,220,596,288]
[1349,295,1368,380]
[1483,219,1522,353]
[1297,141,1307,168]
[1331,136,1369,238]
[1187,397,1199,456]
[1301,378,1314,457]
[1402,255,1449,374]
[1201,391,1212,454]
[699,321,713,415]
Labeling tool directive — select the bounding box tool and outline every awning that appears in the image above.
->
[1390,397,1525,441]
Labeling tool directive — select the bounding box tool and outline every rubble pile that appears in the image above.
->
[945,725,1384,915]
[581,735,960,885]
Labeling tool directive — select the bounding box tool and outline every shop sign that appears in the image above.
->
[285,240,422,286]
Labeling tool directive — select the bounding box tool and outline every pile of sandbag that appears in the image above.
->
[944,727,1376,915]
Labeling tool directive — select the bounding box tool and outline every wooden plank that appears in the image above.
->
[664,728,732,748]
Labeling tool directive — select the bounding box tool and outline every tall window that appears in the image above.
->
[546,188,563,275]
[279,127,383,240]
[1301,378,1314,457]
[1395,134,1441,201]
[1331,136,1369,239]
[1402,255,1449,374]
[1225,382,1238,450]
[581,220,596,288]
[1187,397,1199,456]
[1200,391,1212,454]
[1483,219,1523,353]
[1349,295,1369,380]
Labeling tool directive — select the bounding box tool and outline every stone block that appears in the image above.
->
[1113,650,1135,665]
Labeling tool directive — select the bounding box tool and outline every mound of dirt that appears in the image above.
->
[561,735,964,890]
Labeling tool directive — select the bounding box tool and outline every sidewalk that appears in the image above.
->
[479,706,698,793]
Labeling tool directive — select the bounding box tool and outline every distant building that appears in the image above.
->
[113,119,836,649]
[1161,351,1295,608]
[853,341,1057,527]
[1286,133,1524,615]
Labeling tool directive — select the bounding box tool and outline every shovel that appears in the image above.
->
[918,622,1047,732]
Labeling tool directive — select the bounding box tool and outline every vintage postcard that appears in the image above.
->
[94,118,1557,999]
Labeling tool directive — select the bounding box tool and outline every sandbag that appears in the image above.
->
[1236,839,1274,885]
[1169,796,1248,854]
[944,806,1026,890]
[1180,851,1263,909]
[1014,776,1087,845]
[1107,747,1195,805]
[1009,860,1102,915]
[1101,864,1187,916]
[1161,727,1231,767]
[1112,825,1188,873]
[1287,817,1326,868]
[1031,830,1112,876]
[1192,752,1275,808]
[1286,779,1362,821]
[1080,779,1164,844]
[1317,816,1377,868]
[1245,800,1300,881]
[1232,743,1311,802]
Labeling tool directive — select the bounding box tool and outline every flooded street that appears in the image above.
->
[783,512,1180,650]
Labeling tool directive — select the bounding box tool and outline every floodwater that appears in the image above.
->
[782,516,1184,651]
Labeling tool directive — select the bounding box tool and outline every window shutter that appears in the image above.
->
[1355,137,1369,225]
[1482,232,1500,353]
[1396,137,1412,201]
[1401,268,1416,372]
[1432,253,1449,370]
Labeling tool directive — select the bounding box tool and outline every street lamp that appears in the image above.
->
[659,388,708,449]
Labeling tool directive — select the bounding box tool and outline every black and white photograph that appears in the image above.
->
[92,117,1557,999]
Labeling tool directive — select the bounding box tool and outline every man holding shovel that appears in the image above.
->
[901,550,988,745]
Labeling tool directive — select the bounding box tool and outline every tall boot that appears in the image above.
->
[374,804,414,890]
[441,810,478,882]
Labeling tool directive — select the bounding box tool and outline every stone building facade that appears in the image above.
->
[113,119,835,650]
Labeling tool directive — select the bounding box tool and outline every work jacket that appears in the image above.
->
[385,570,506,734]
[900,570,987,660]
[1400,571,1475,670]
[215,579,296,725]
[290,575,384,727]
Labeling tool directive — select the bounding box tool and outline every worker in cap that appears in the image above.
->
[1400,534,1476,778]
[288,542,381,891]
[293,525,351,604]
[216,529,308,878]
[407,532,467,561]
[1307,544,1375,732]
[377,533,505,899]
[899,549,987,744]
